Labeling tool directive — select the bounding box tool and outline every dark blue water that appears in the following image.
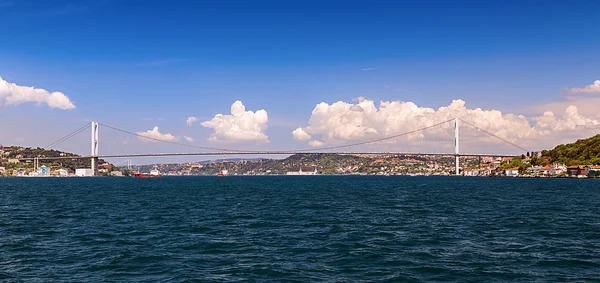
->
[1,176,599,282]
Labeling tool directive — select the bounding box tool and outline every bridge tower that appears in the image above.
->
[455,118,459,175]
[91,121,99,176]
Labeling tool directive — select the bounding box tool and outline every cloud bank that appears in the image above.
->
[201,101,269,142]
[184,136,194,142]
[0,76,75,109]
[136,126,178,142]
[293,97,600,150]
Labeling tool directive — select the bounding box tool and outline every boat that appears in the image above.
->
[217,155,229,176]
[134,167,162,178]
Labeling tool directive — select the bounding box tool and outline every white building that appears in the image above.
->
[55,169,69,177]
[286,167,318,175]
[75,168,94,177]
[505,168,519,177]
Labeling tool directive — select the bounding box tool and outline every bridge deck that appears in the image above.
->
[20,151,517,160]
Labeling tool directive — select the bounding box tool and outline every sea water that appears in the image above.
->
[1,176,599,281]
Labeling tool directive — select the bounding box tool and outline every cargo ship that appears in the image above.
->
[134,167,162,178]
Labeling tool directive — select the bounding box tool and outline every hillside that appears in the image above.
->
[0,146,115,174]
[133,153,476,176]
[539,134,600,166]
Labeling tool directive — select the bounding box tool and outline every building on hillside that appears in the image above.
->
[586,165,600,178]
[53,168,69,177]
[38,165,49,177]
[0,167,5,176]
[98,162,112,174]
[13,168,26,176]
[556,164,566,175]
[526,165,543,176]
[567,165,588,177]
[541,164,566,176]
[505,167,519,177]
[538,165,550,176]
[463,168,478,176]
[540,165,547,175]
[477,167,492,176]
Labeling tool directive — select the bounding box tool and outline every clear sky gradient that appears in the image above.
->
[1,0,600,162]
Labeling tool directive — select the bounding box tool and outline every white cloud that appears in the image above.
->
[294,97,600,152]
[186,116,198,126]
[569,80,600,93]
[361,68,378,71]
[184,136,194,142]
[292,127,311,141]
[0,76,75,109]
[308,140,324,147]
[136,126,178,142]
[201,101,269,142]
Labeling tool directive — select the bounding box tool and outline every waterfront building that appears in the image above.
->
[505,167,519,177]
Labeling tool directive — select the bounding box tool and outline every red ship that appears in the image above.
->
[134,168,162,178]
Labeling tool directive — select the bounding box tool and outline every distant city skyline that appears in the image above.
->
[1,0,600,163]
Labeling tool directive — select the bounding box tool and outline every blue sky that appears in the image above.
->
[1,0,600,162]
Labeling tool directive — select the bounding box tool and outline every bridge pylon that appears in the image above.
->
[91,121,99,176]
[455,117,460,175]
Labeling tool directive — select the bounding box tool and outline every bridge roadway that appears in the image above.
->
[20,151,518,161]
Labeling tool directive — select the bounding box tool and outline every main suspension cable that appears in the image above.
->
[98,123,261,152]
[45,123,91,149]
[458,118,529,153]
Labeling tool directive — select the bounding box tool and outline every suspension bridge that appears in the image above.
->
[20,118,529,176]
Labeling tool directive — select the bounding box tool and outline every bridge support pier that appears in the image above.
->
[455,118,460,175]
[91,121,99,176]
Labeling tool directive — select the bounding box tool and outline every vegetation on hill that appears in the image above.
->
[500,156,528,170]
[538,134,600,166]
